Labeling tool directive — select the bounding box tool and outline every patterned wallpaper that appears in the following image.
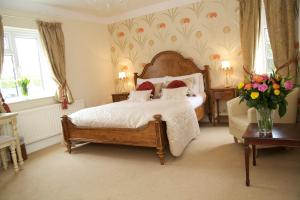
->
[108,0,243,89]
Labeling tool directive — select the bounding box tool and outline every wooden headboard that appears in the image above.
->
[134,51,210,92]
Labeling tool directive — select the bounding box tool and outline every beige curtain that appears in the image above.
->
[239,0,261,74]
[0,15,4,77]
[264,0,299,78]
[37,20,73,109]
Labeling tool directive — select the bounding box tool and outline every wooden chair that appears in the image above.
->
[0,135,19,172]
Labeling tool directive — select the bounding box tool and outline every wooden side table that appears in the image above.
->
[0,113,24,168]
[209,87,236,126]
[112,93,129,102]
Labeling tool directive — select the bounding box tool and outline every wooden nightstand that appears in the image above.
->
[112,92,129,102]
[209,87,237,126]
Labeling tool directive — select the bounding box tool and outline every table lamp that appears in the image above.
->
[118,71,127,92]
[221,60,232,88]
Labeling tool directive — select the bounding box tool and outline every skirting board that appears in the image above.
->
[26,134,63,154]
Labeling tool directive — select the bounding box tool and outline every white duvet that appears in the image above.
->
[69,95,204,156]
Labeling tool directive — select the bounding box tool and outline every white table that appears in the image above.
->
[0,113,24,167]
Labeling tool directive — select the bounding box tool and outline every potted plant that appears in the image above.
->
[237,71,295,136]
[17,77,30,96]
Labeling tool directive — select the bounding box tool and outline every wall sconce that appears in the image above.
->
[221,60,232,88]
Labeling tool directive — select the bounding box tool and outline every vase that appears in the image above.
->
[20,86,29,96]
[256,107,274,136]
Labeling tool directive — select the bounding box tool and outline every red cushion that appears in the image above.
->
[167,80,187,88]
[136,81,155,95]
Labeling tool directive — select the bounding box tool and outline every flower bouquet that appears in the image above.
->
[237,71,295,135]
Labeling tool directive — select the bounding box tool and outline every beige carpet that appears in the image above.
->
[0,126,300,200]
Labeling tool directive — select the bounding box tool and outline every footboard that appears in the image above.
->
[61,114,167,164]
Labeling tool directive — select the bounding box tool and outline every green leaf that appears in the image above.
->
[278,103,286,118]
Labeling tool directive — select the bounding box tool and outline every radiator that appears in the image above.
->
[16,99,85,144]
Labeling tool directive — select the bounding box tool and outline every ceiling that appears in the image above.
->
[5,0,172,17]
[0,0,200,23]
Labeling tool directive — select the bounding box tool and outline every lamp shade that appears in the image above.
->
[118,71,126,79]
[221,61,231,70]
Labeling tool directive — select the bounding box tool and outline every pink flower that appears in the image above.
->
[261,75,269,81]
[284,80,294,90]
[252,83,259,89]
[258,83,268,92]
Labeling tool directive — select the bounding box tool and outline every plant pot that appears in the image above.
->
[256,107,274,137]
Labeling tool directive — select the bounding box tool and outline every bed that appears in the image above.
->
[61,51,210,165]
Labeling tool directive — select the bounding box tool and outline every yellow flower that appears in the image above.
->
[274,89,280,95]
[250,92,259,99]
[238,82,244,89]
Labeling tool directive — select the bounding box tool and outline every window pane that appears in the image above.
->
[4,36,9,49]
[15,37,44,95]
[0,55,18,98]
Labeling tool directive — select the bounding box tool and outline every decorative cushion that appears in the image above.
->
[137,81,155,95]
[128,90,152,102]
[153,83,163,98]
[161,87,188,100]
[166,80,187,89]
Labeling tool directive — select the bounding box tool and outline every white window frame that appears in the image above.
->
[2,26,55,103]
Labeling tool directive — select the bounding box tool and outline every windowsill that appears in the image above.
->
[6,94,55,104]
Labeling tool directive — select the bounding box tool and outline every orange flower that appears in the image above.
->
[223,26,231,33]
[148,40,154,46]
[117,32,125,38]
[171,35,177,42]
[136,27,144,33]
[273,83,280,89]
[252,75,264,83]
[158,23,166,29]
[121,65,128,71]
[180,17,190,24]
[209,54,221,61]
[207,12,218,18]
[244,83,252,90]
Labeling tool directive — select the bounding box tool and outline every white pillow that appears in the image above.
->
[137,77,167,85]
[167,73,204,94]
[128,90,152,102]
[161,87,188,100]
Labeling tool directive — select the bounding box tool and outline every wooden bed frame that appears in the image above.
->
[61,51,210,165]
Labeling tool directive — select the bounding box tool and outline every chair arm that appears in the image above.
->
[247,108,257,123]
[227,97,248,117]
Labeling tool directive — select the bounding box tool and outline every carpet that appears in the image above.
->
[0,126,299,200]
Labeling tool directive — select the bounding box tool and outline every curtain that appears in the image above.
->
[264,0,299,79]
[0,15,4,77]
[239,0,261,74]
[37,20,73,109]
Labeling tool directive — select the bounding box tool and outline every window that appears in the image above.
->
[1,27,56,101]
[254,1,275,75]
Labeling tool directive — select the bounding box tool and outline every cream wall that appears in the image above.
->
[109,0,243,89]
[0,8,115,111]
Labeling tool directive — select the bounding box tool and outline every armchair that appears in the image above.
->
[227,88,299,143]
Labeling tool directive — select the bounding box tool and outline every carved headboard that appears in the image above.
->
[134,51,210,93]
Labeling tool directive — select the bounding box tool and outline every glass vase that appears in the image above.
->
[256,107,274,136]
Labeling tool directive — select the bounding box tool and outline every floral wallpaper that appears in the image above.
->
[108,0,243,90]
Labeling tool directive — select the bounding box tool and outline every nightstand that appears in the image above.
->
[112,92,129,102]
[209,87,237,126]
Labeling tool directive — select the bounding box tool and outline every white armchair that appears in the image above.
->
[227,88,299,143]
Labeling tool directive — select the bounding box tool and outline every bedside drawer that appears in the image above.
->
[214,91,235,100]
[112,93,129,102]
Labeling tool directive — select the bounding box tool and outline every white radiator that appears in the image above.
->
[16,99,85,145]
